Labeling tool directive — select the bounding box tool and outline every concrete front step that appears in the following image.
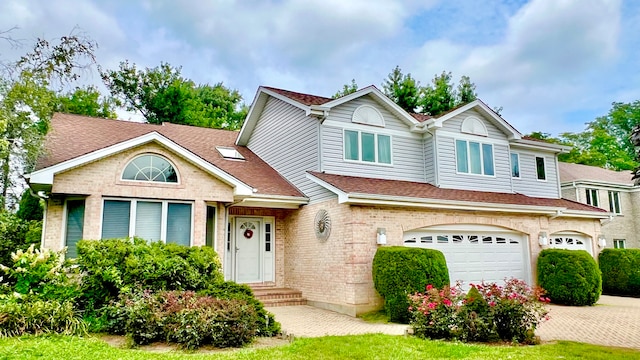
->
[252,287,307,306]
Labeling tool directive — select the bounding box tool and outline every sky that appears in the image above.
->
[0,0,638,135]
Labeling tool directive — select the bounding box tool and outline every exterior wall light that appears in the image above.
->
[538,232,548,246]
[377,228,387,245]
[598,235,607,248]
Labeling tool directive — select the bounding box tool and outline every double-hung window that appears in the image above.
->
[510,153,520,178]
[585,188,599,207]
[455,140,494,176]
[344,130,391,164]
[608,191,621,214]
[102,199,192,246]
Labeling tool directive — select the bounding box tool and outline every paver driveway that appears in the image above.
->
[268,295,640,349]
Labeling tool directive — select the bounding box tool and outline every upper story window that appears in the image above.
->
[122,154,178,183]
[455,140,494,176]
[510,153,520,178]
[535,156,546,181]
[586,188,599,207]
[352,105,385,127]
[344,130,392,164]
[461,116,488,136]
[608,191,621,214]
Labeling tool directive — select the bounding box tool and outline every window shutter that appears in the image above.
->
[166,203,192,246]
[102,200,131,239]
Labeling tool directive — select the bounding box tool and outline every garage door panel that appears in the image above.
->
[404,228,529,287]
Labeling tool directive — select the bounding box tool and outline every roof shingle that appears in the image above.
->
[559,162,635,186]
[37,113,304,197]
[309,171,606,213]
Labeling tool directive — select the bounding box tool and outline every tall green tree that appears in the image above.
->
[0,31,97,207]
[55,85,117,119]
[333,79,358,99]
[382,66,420,112]
[632,125,640,184]
[102,61,247,130]
[421,71,456,116]
[457,75,477,105]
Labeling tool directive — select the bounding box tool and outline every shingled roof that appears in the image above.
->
[559,162,635,186]
[37,113,304,197]
[309,171,606,214]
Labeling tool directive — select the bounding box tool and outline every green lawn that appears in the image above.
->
[1,334,639,360]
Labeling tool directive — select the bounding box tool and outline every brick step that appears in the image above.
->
[251,287,307,306]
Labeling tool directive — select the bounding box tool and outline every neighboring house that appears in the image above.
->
[559,162,640,249]
[27,86,607,316]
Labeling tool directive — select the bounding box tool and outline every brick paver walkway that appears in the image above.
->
[268,295,640,349]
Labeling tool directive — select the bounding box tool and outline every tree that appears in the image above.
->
[632,125,640,184]
[457,75,477,105]
[102,61,247,130]
[0,31,97,207]
[382,66,420,112]
[55,85,117,119]
[16,189,43,221]
[421,71,456,116]
[333,79,358,99]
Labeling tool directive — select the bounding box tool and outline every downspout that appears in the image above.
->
[574,182,579,201]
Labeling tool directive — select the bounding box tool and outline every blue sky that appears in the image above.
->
[1,0,637,135]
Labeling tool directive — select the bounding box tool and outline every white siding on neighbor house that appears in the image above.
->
[321,125,426,182]
[511,148,559,198]
[247,97,334,202]
[424,134,435,184]
[436,134,513,193]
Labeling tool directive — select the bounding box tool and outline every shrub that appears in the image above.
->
[0,245,82,302]
[0,296,87,337]
[599,249,640,296]
[0,212,41,268]
[199,281,280,336]
[408,279,549,344]
[537,249,601,306]
[103,290,260,349]
[77,238,224,311]
[372,247,449,323]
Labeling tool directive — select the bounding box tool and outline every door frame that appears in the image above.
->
[226,216,275,284]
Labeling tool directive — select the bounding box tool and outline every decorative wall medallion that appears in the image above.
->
[314,209,331,241]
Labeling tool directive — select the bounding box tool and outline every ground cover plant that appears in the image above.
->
[2,334,640,360]
[408,278,550,344]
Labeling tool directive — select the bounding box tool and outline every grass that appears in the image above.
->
[357,310,391,324]
[1,334,640,360]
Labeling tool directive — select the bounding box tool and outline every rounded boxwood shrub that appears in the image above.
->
[599,249,640,296]
[537,249,601,306]
[372,246,449,323]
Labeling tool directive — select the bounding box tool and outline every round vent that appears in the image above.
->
[352,105,385,127]
[314,209,331,241]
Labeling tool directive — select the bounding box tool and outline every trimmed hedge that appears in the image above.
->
[537,249,601,306]
[599,249,640,296]
[372,246,449,323]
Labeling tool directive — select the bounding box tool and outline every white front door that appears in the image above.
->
[235,217,262,283]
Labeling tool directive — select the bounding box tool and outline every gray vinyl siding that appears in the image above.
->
[440,109,505,138]
[424,134,435,184]
[321,126,425,182]
[511,148,560,198]
[325,95,410,131]
[436,135,513,193]
[247,97,334,202]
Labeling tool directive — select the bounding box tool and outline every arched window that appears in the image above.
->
[122,154,178,183]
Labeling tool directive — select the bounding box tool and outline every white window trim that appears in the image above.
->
[608,191,622,215]
[585,188,599,207]
[614,239,626,249]
[535,156,547,182]
[454,139,496,177]
[342,129,394,166]
[61,197,86,253]
[510,152,520,179]
[100,198,194,246]
[121,153,181,184]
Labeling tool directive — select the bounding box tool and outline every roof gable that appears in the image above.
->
[431,100,522,140]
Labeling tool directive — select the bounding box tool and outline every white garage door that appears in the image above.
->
[549,233,591,254]
[403,225,530,287]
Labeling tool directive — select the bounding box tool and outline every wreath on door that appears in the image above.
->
[244,229,254,239]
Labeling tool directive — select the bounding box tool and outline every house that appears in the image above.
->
[27,85,607,316]
[559,162,639,249]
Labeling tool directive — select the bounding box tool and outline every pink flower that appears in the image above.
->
[489,301,496,307]
[426,284,433,291]
[443,299,452,306]
[428,302,437,309]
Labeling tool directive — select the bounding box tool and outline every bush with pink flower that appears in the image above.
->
[408,278,550,344]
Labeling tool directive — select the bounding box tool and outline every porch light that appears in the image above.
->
[377,228,387,245]
[538,232,548,246]
[598,235,607,248]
